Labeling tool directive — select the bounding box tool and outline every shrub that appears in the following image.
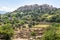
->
[0,24,14,40]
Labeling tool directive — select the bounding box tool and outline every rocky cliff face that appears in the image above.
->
[15,4,56,12]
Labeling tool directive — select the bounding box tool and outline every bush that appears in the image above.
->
[43,27,55,40]
[31,31,36,36]
[43,23,60,40]
[0,24,14,40]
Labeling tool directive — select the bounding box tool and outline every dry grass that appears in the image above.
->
[47,15,53,18]
[33,24,50,28]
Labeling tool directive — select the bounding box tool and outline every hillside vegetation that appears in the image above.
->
[0,4,60,40]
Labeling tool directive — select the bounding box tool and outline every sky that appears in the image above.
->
[0,0,60,12]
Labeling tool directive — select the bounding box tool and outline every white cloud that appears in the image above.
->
[0,7,15,12]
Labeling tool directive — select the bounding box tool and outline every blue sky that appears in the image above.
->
[0,0,60,12]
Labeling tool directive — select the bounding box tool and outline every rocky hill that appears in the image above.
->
[14,4,57,13]
[0,4,60,40]
[0,4,60,26]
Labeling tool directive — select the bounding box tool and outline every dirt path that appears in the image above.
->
[13,38,28,40]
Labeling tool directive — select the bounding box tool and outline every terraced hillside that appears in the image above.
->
[12,23,50,40]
